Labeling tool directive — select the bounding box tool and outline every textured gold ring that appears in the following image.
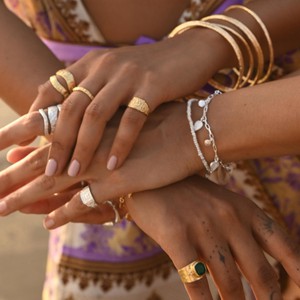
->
[49,75,69,99]
[56,69,76,92]
[127,97,150,116]
[73,86,94,101]
[178,260,207,283]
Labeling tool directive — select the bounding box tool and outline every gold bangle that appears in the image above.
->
[202,15,264,86]
[169,20,244,92]
[217,24,254,87]
[226,5,274,83]
[49,75,69,99]
[56,69,76,92]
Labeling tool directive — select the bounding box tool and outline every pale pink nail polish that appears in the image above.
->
[107,155,118,171]
[68,160,80,177]
[45,159,57,176]
[44,218,55,229]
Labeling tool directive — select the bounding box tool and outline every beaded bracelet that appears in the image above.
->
[187,90,234,175]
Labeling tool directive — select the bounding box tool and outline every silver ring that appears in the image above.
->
[80,186,97,208]
[39,109,50,136]
[103,200,121,226]
[47,105,59,134]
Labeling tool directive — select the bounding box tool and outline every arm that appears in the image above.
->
[0,1,63,114]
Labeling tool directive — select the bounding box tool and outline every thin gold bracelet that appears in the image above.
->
[203,15,264,86]
[226,5,274,83]
[217,24,254,87]
[169,20,244,92]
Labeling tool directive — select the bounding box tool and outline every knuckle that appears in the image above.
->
[27,151,47,173]
[0,171,12,188]
[37,81,52,98]
[23,113,42,132]
[51,141,65,153]
[60,99,77,117]
[39,175,56,191]
[215,202,239,224]
[256,264,278,285]
[85,102,108,123]
[100,51,119,67]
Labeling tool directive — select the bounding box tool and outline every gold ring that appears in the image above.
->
[49,75,69,99]
[56,69,76,92]
[128,97,150,116]
[178,260,207,283]
[73,86,94,101]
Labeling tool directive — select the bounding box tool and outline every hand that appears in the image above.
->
[26,27,231,177]
[21,175,300,300]
[0,102,201,215]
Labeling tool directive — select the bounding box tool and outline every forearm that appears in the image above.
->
[0,2,63,115]
[199,74,300,164]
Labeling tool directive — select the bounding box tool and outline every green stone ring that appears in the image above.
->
[178,260,207,283]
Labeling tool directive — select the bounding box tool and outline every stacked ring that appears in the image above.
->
[73,86,94,101]
[80,186,98,208]
[56,69,76,92]
[38,104,62,136]
[128,96,150,116]
[49,75,69,99]
[178,260,207,283]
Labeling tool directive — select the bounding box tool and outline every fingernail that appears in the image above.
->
[0,202,7,213]
[44,218,55,229]
[45,159,57,176]
[68,159,80,177]
[107,155,118,171]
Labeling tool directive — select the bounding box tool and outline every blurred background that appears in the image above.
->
[0,101,48,300]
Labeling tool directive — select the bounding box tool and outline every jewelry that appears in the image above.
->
[128,96,150,116]
[202,15,264,86]
[80,186,98,208]
[103,200,121,226]
[178,260,207,283]
[47,105,59,134]
[119,194,133,221]
[169,20,244,92]
[73,86,94,101]
[38,109,50,136]
[56,69,76,92]
[49,75,69,99]
[226,5,274,83]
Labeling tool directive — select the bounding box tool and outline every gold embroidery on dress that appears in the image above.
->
[58,252,174,292]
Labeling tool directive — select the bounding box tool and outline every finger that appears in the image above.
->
[45,80,100,176]
[197,238,245,299]
[6,146,38,163]
[106,106,148,170]
[0,170,75,216]
[0,112,43,150]
[228,228,282,299]
[43,188,116,229]
[67,80,130,177]
[29,79,67,112]
[252,210,300,286]
[0,145,49,197]
[170,244,212,300]
[20,191,74,214]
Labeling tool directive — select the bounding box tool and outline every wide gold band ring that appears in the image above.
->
[128,96,150,116]
[73,86,94,101]
[178,260,207,283]
[49,75,69,99]
[56,69,76,92]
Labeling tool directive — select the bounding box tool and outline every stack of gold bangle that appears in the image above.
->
[168,6,274,91]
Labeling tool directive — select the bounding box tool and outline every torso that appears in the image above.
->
[84,0,190,44]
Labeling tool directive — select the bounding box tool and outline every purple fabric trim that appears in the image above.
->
[213,0,244,14]
[62,245,163,262]
[42,36,155,62]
